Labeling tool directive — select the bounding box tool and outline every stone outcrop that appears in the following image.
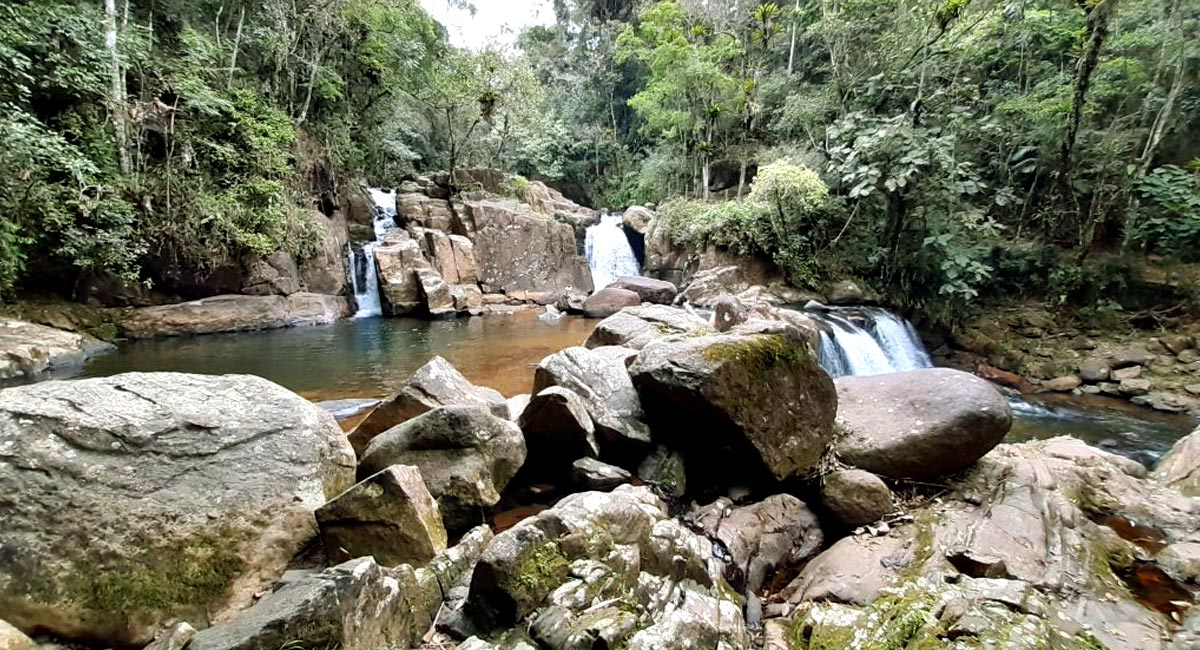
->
[585,304,714,350]
[622,206,654,235]
[1154,425,1200,496]
[608,276,678,305]
[349,356,509,454]
[188,527,492,650]
[464,486,748,649]
[359,405,527,534]
[298,210,351,295]
[583,287,643,319]
[518,387,599,475]
[315,465,448,567]
[572,458,633,491]
[0,373,356,646]
[0,319,114,380]
[834,368,1012,480]
[374,230,434,316]
[120,293,350,338]
[630,333,837,490]
[0,620,34,650]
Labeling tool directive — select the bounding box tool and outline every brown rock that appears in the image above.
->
[374,232,428,316]
[1042,375,1082,392]
[692,494,824,594]
[822,468,894,527]
[583,288,642,319]
[1119,378,1152,396]
[1162,335,1195,356]
[1110,347,1156,369]
[298,210,350,295]
[121,294,349,338]
[608,276,678,305]
[1112,365,1144,381]
[1077,358,1111,383]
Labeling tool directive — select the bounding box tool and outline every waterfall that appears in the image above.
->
[808,307,932,377]
[585,213,641,291]
[344,188,399,319]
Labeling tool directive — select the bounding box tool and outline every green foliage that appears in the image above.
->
[1126,165,1200,262]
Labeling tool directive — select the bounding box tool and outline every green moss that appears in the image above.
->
[503,539,570,604]
[703,335,809,370]
[86,322,120,342]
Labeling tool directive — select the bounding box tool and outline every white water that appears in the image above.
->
[809,307,932,377]
[345,188,399,318]
[585,213,641,291]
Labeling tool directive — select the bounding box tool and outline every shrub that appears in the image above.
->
[1126,165,1200,262]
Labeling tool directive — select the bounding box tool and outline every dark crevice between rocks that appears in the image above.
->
[1117,561,1194,622]
[1091,513,1169,554]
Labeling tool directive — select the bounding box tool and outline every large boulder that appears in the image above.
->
[120,293,350,338]
[583,287,642,319]
[0,320,114,380]
[298,210,350,295]
[584,305,714,350]
[315,465,448,567]
[359,406,527,534]
[188,526,492,650]
[373,231,428,315]
[1154,425,1200,496]
[622,206,655,235]
[518,387,599,476]
[533,346,652,461]
[456,198,593,295]
[0,373,356,646]
[609,276,678,305]
[679,266,749,307]
[349,356,508,455]
[834,368,1012,480]
[629,333,837,490]
[242,250,302,296]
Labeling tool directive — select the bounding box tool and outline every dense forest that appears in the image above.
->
[1,0,1197,324]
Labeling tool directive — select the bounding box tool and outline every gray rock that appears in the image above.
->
[1112,365,1144,381]
[359,405,526,534]
[693,494,824,594]
[1110,347,1157,369]
[1162,335,1195,355]
[0,373,356,647]
[533,346,651,460]
[712,295,749,332]
[0,319,114,380]
[1119,378,1152,396]
[415,266,456,318]
[1078,358,1111,383]
[827,280,866,304]
[834,368,1012,480]
[457,198,593,295]
[583,287,642,319]
[316,465,448,567]
[120,293,350,338]
[518,387,599,475]
[584,304,714,350]
[142,622,196,650]
[679,266,749,307]
[822,468,893,527]
[608,276,678,305]
[637,445,688,497]
[555,288,589,315]
[572,458,633,491]
[0,620,35,650]
[349,356,509,455]
[374,232,429,315]
[631,333,837,488]
[315,398,381,422]
[506,393,531,421]
[622,206,655,235]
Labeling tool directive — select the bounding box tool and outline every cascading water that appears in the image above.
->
[808,307,932,377]
[345,188,399,318]
[585,213,641,291]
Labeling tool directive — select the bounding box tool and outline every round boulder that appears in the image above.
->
[583,288,642,319]
[608,277,678,305]
[833,368,1012,480]
[822,468,893,527]
[0,373,356,646]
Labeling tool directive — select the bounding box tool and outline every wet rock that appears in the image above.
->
[584,305,714,350]
[359,405,526,534]
[1078,358,1112,383]
[518,387,599,475]
[583,287,642,319]
[1043,375,1082,392]
[572,458,632,491]
[0,319,114,380]
[637,445,688,497]
[1111,347,1157,369]
[608,276,678,305]
[349,356,509,455]
[827,280,866,305]
[631,333,837,489]
[822,468,894,528]
[692,494,824,594]
[0,620,35,650]
[121,293,350,338]
[834,368,1012,480]
[316,465,448,567]
[1113,365,1145,381]
[1163,335,1195,356]
[533,346,651,461]
[1119,378,1153,396]
[1132,391,1200,414]
[0,373,356,647]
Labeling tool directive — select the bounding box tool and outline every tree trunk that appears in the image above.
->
[1060,0,1119,182]
[737,158,747,199]
[227,6,246,88]
[1136,0,1183,177]
[105,0,130,175]
[702,157,711,201]
[787,0,799,75]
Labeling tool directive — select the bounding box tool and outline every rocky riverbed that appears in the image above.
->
[3,290,1200,650]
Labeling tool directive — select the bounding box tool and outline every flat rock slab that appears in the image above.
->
[0,320,114,380]
[120,293,350,338]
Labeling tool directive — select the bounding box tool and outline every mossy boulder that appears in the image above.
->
[0,373,356,647]
[629,333,837,491]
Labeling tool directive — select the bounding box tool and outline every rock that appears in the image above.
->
[359,406,527,534]
[1112,365,1144,381]
[506,394,531,421]
[533,346,652,461]
[456,198,593,295]
[583,287,642,319]
[189,527,492,650]
[827,280,866,304]
[316,465,448,567]
[1132,391,1200,414]
[450,284,484,313]
[1180,349,1200,365]
[1162,335,1195,355]
[415,266,456,317]
[1078,358,1111,383]
[630,333,837,488]
[692,494,824,594]
[0,320,114,380]
[679,266,749,307]
[464,486,744,646]
[1043,375,1082,392]
[584,305,714,350]
[0,373,356,646]
[712,295,749,333]
[1187,384,1200,396]
[518,387,599,476]
[120,293,350,338]
[349,356,509,455]
[571,458,632,491]
[142,622,197,650]
[637,446,688,497]
[243,250,302,296]
[1158,542,1200,583]
[421,229,477,285]
[0,620,35,650]
[622,206,655,234]
[822,468,894,528]
[608,276,678,305]
[1119,378,1152,397]
[298,211,350,295]
[834,368,1012,480]
[1110,347,1157,369]
[555,287,589,314]
[374,232,429,315]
